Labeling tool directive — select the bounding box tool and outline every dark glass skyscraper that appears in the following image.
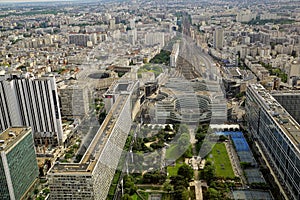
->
[0,127,39,200]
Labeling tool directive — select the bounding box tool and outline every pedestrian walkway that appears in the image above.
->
[225,141,246,184]
[194,181,203,200]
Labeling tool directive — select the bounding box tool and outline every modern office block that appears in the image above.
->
[60,84,89,117]
[109,18,116,30]
[213,27,224,50]
[0,127,39,200]
[246,84,300,200]
[48,80,139,200]
[145,32,165,49]
[0,74,63,146]
[154,99,174,122]
[69,33,97,47]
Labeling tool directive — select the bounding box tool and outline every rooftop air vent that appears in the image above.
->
[8,131,16,137]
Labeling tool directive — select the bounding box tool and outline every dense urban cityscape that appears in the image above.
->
[0,0,300,199]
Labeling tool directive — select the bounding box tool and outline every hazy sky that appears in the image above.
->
[0,0,73,2]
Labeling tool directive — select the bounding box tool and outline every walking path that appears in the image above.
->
[225,140,247,185]
[188,126,203,200]
[194,181,203,200]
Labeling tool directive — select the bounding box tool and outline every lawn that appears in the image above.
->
[165,144,193,159]
[167,160,184,177]
[207,143,235,179]
[165,134,190,160]
[137,64,163,78]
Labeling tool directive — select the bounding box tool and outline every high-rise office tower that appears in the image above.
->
[0,127,39,200]
[213,27,224,50]
[60,84,89,117]
[69,33,97,47]
[145,32,165,49]
[109,18,116,30]
[129,18,135,29]
[0,74,63,146]
[246,84,300,200]
[128,28,137,45]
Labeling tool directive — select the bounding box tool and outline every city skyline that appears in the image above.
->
[0,0,74,2]
[0,0,299,199]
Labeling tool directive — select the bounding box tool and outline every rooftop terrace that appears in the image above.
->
[0,127,31,152]
[50,94,129,174]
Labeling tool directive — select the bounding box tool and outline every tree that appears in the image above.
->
[34,189,39,195]
[149,50,171,65]
[123,175,137,195]
[150,140,165,149]
[39,167,44,176]
[118,72,126,77]
[122,194,133,200]
[235,92,246,99]
[219,135,228,142]
[178,164,194,181]
[174,185,189,200]
[196,124,209,134]
[196,133,206,142]
[170,175,189,188]
[163,182,173,192]
[43,188,50,195]
[64,153,72,159]
[99,111,107,124]
[164,124,172,132]
[203,164,215,184]
[142,171,166,184]
[181,188,190,200]
[207,188,221,199]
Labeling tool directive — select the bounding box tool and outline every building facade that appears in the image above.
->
[69,33,97,47]
[0,74,63,146]
[48,80,138,199]
[246,84,300,200]
[145,32,165,49]
[170,42,180,67]
[60,84,89,117]
[213,27,224,50]
[272,93,300,125]
[0,127,39,200]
